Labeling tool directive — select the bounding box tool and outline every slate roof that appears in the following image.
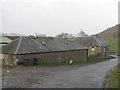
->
[1,36,87,54]
[74,36,109,47]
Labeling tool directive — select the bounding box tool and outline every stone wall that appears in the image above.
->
[87,46,109,58]
[87,47,101,57]
[2,54,17,66]
[3,49,88,66]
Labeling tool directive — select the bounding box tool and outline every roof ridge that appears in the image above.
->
[14,36,23,54]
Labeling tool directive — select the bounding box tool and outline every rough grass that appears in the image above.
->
[17,56,115,67]
[105,38,120,53]
[109,65,120,88]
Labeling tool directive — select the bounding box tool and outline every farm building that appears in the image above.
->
[1,36,88,66]
[74,36,109,58]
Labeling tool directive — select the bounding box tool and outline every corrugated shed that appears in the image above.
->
[2,36,87,54]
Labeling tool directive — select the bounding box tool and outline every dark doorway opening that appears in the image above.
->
[104,47,107,58]
[33,58,38,65]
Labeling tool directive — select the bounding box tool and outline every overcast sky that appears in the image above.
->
[1,0,119,36]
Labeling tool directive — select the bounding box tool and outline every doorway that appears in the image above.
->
[33,58,38,65]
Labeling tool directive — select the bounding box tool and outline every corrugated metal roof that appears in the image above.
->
[74,37,108,47]
[2,36,87,54]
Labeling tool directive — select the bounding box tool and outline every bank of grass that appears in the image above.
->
[0,37,12,43]
[105,38,120,55]
[109,65,120,88]
[34,56,115,67]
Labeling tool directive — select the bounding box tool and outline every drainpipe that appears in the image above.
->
[87,49,88,61]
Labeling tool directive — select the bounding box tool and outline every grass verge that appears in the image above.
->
[109,65,120,88]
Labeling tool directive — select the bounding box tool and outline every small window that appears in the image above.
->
[91,47,95,51]
[41,41,45,45]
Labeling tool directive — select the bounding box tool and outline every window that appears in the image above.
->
[91,47,95,51]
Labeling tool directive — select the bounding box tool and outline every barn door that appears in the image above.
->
[33,58,38,65]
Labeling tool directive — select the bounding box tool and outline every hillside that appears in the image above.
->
[93,24,120,41]
[93,24,120,54]
[105,38,119,53]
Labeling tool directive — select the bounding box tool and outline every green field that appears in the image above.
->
[0,37,12,43]
[105,38,119,53]
[109,65,120,88]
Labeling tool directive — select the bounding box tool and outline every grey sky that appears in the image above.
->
[1,0,119,36]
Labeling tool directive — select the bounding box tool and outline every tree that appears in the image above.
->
[55,32,75,39]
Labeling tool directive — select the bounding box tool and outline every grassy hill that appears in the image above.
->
[93,24,119,41]
[93,24,120,55]
[105,38,119,53]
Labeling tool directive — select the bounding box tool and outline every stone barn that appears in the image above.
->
[74,36,109,58]
[1,36,88,66]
